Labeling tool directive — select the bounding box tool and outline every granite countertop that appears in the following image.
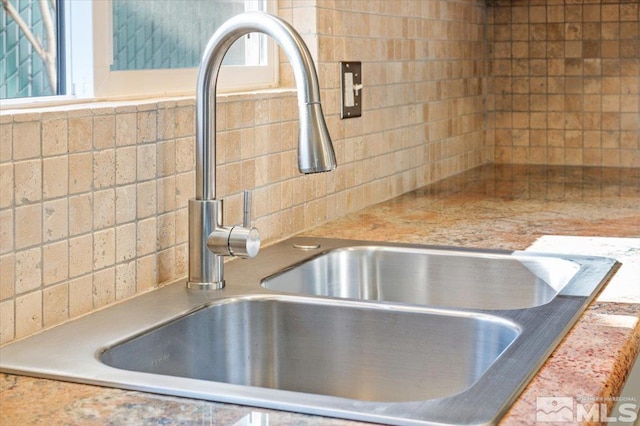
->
[2,164,639,425]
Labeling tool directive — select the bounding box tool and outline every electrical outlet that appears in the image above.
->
[340,61,362,119]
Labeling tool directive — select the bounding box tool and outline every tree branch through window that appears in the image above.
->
[1,0,57,93]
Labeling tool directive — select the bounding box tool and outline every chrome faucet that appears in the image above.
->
[188,12,337,289]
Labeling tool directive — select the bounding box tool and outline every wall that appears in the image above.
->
[487,0,639,167]
[0,0,489,344]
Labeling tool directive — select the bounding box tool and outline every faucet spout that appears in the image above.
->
[195,11,336,201]
[188,12,336,289]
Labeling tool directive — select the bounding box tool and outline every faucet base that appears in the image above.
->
[186,280,225,290]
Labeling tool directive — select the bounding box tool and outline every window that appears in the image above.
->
[1,0,275,102]
[0,0,62,99]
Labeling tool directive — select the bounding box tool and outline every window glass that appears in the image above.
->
[1,0,272,101]
[0,0,59,99]
[111,0,246,71]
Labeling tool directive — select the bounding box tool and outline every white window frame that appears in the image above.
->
[3,0,278,106]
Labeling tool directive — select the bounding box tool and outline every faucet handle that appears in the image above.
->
[228,226,260,258]
[233,190,260,258]
[207,190,261,259]
[243,190,252,227]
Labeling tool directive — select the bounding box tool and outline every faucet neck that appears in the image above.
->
[195,12,324,201]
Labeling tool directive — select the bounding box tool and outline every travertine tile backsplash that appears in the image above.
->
[487,0,639,167]
[1,0,637,345]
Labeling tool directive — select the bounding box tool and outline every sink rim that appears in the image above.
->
[0,237,619,425]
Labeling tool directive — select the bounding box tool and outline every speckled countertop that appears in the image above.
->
[2,164,639,425]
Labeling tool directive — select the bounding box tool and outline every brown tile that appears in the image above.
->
[583,4,601,22]
[565,23,583,40]
[583,40,601,58]
[600,41,620,59]
[602,4,620,22]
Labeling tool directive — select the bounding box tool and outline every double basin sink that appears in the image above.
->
[0,237,618,425]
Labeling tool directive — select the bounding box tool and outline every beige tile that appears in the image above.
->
[43,282,68,327]
[137,110,157,143]
[93,267,115,309]
[0,122,12,162]
[93,189,115,230]
[68,152,93,194]
[69,193,93,236]
[43,156,68,199]
[621,132,639,150]
[116,222,136,262]
[12,121,41,160]
[137,180,157,219]
[0,254,15,300]
[0,163,13,208]
[43,198,68,242]
[157,248,175,285]
[157,213,175,250]
[14,247,42,295]
[157,107,175,141]
[137,217,157,256]
[602,149,620,167]
[69,234,93,278]
[602,131,621,150]
[621,114,639,132]
[175,243,188,277]
[15,291,42,338]
[0,299,15,344]
[157,176,176,214]
[175,106,194,138]
[69,275,93,318]
[225,130,242,162]
[175,172,194,209]
[0,208,13,255]
[115,112,137,146]
[620,150,639,168]
[225,162,242,195]
[43,240,69,286]
[175,208,188,244]
[14,159,42,205]
[115,184,137,224]
[15,204,42,250]
[93,114,116,149]
[42,118,68,156]
[115,260,136,300]
[115,146,136,185]
[93,228,115,270]
[175,137,195,173]
[136,254,157,292]
[137,144,157,180]
[93,149,116,189]
[68,116,93,152]
[157,140,175,177]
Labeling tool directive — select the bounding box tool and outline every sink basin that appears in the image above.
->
[0,237,618,425]
[262,246,581,310]
[101,296,520,402]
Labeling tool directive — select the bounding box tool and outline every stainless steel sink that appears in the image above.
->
[0,237,618,425]
[262,245,581,310]
[101,296,520,402]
